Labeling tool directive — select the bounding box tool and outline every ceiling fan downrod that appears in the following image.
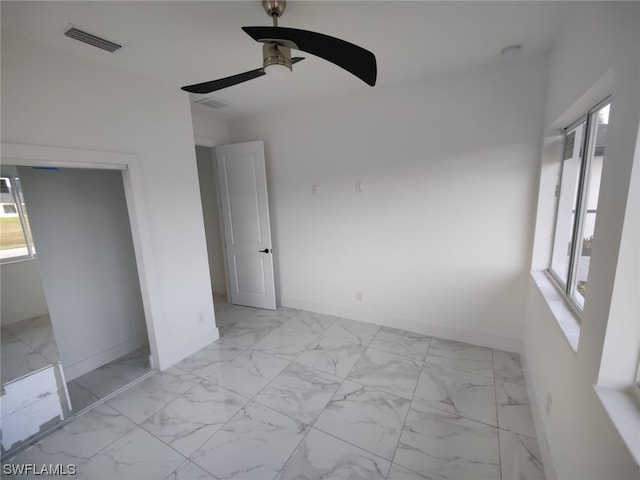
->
[261,0,292,71]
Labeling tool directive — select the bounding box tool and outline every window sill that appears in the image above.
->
[0,256,37,266]
[530,270,581,352]
[593,386,640,466]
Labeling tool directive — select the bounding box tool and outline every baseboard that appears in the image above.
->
[156,329,219,371]
[63,335,148,381]
[520,347,558,480]
[212,291,228,302]
[278,296,522,353]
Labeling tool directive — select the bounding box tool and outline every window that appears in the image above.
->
[549,99,610,311]
[0,175,36,262]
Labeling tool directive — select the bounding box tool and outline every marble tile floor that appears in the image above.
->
[1,315,150,408]
[3,300,545,480]
[67,346,153,414]
[1,313,152,457]
[1,314,151,415]
[1,314,60,385]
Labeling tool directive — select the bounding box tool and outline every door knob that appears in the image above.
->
[259,248,271,253]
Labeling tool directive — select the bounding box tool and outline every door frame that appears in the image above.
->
[195,142,231,302]
[1,142,161,370]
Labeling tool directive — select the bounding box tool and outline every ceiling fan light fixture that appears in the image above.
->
[264,62,291,77]
[262,42,292,76]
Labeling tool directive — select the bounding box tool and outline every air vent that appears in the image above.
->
[64,27,122,53]
[195,97,233,109]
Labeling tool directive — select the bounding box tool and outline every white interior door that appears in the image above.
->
[215,140,276,310]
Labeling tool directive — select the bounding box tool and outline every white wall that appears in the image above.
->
[525,3,640,478]
[1,32,221,369]
[18,167,147,380]
[599,125,640,390]
[228,53,549,350]
[192,112,229,147]
[0,259,48,326]
[196,146,227,297]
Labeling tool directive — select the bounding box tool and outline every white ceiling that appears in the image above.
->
[1,1,569,120]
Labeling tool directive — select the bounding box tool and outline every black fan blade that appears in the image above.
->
[181,57,306,94]
[181,68,265,94]
[242,26,376,86]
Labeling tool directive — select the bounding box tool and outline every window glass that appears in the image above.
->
[550,122,585,286]
[548,98,610,312]
[13,177,35,252]
[571,103,609,306]
[0,176,35,261]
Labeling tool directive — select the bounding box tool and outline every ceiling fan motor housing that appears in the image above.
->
[263,42,292,71]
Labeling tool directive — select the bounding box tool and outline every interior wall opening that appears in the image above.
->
[195,144,228,311]
[0,164,152,459]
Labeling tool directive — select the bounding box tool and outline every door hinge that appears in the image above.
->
[554,185,560,197]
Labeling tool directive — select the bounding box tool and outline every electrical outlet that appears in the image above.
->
[198,312,205,323]
[355,291,363,302]
[355,181,364,193]
[546,393,552,416]
[312,184,317,194]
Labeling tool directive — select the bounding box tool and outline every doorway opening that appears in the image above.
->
[0,153,155,459]
[195,141,277,315]
[195,145,228,310]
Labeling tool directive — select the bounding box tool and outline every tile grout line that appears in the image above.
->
[102,348,264,477]
[259,320,370,480]
[386,335,433,480]
[136,379,255,479]
[2,367,157,465]
[387,339,502,479]
[310,425,395,466]
[185,400,266,479]
[418,360,496,381]
[64,397,189,477]
[267,347,404,479]
[205,349,294,401]
[418,344,503,433]
[106,369,201,425]
[171,345,249,381]
[493,348,504,480]
[260,317,380,478]
[271,420,313,480]
[198,334,307,480]
[267,324,433,478]
[182,329,302,477]
[96,374,217,472]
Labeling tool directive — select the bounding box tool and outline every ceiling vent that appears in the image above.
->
[64,27,122,53]
[195,96,233,110]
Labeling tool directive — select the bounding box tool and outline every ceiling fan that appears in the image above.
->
[181,0,377,94]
